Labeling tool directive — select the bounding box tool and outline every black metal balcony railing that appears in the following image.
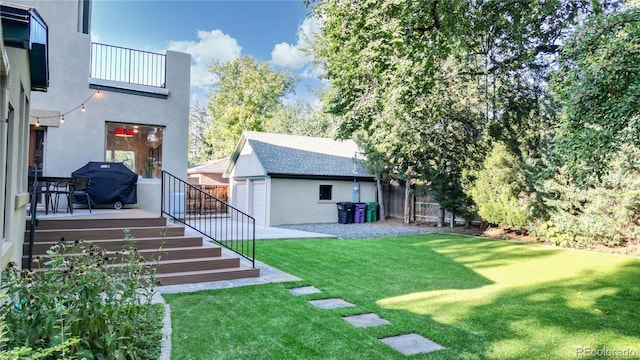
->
[90,42,166,88]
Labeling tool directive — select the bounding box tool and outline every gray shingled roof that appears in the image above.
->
[188,157,230,174]
[242,131,373,179]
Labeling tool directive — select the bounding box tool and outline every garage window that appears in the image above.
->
[319,185,332,200]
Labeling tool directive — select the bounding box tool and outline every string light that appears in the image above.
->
[28,88,102,125]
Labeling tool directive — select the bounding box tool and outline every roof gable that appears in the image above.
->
[227,131,373,179]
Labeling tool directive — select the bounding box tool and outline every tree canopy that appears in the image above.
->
[309,0,603,218]
[550,6,640,184]
[203,56,296,158]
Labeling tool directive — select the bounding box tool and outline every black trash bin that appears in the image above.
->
[71,162,138,209]
[336,202,354,224]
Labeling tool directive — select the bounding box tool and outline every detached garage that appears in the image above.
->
[225,131,376,226]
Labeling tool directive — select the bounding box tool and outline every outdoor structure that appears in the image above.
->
[0,2,49,268]
[14,0,190,213]
[186,158,229,214]
[225,131,376,226]
[187,157,230,185]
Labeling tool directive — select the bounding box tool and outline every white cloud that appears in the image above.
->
[168,30,242,89]
[271,16,322,69]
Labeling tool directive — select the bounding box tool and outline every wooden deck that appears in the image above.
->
[24,208,259,285]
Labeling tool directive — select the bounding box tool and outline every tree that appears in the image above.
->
[203,56,296,158]
[309,0,605,221]
[268,99,341,138]
[550,6,640,184]
[188,102,212,166]
[468,142,531,229]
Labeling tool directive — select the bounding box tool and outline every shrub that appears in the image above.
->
[0,231,163,359]
[535,146,640,247]
[468,142,532,229]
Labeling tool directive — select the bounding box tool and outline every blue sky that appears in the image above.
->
[91,0,322,105]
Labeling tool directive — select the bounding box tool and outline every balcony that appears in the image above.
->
[89,42,169,98]
[0,2,49,91]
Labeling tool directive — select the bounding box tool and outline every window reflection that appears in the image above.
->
[105,122,163,178]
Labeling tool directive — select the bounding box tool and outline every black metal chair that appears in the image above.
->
[53,177,92,214]
[69,177,92,214]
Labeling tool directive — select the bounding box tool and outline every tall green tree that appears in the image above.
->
[268,99,341,138]
[309,0,600,220]
[188,102,211,166]
[204,56,295,157]
[550,5,640,184]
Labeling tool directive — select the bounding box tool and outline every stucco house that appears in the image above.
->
[225,131,376,226]
[0,2,49,269]
[13,0,190,213]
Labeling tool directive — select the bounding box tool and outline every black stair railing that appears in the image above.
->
[161,171,255,267]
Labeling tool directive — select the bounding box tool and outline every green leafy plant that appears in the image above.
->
[144,158,155,178]
[467,142,532,229]
[535,146,640,247]
[0,312,80,360]
[0,231,162,359]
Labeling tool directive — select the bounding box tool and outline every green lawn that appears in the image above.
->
[164,234,640,359]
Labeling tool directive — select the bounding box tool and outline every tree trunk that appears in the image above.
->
[376,178,386,221]
[437,207,445,228]
[465,218,471,229]
[404,177,411,224]
[450,213,455,228]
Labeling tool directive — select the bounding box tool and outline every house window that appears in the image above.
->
[319,185,332,200]
[105,122,163,178]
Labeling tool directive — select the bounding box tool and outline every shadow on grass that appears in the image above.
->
[168,235,640,359]
[378,235,640,359]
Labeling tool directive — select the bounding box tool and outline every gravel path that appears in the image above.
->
[277,220,471,239]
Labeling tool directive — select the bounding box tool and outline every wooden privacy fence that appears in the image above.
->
[383,184,460,224]
[186,185,229,215]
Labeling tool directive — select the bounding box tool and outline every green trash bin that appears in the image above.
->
[366,201,378,222]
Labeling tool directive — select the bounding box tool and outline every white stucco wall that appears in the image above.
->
[13,0,191,213]
[231,142,266,178]
[269,178,376,226]
[1,42,32,268]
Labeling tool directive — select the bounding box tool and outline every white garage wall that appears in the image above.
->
[269,178,376,226]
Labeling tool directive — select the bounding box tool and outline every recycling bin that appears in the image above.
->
[354,203,366,223]
[337,202,354,224]
[366,201,379,222]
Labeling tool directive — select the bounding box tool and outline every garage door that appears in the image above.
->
[234,181,247,213]
[252,179,266,226]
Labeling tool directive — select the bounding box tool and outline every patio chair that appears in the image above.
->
[53,177,92,214]
[69,177,92,214]
[51,180,72,213]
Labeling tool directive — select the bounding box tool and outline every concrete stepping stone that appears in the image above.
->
[288,286,321,296]
[343,313,390,328]
[380,333,445,355]
[308,298,355,309]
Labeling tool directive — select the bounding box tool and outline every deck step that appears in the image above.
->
[27,217,170,230]
[23,236,204,254]
[155,267,260,286]
[23,212,259,286]
[25,226,185,242]
[21,246,223,268]
[153,256,240,273]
